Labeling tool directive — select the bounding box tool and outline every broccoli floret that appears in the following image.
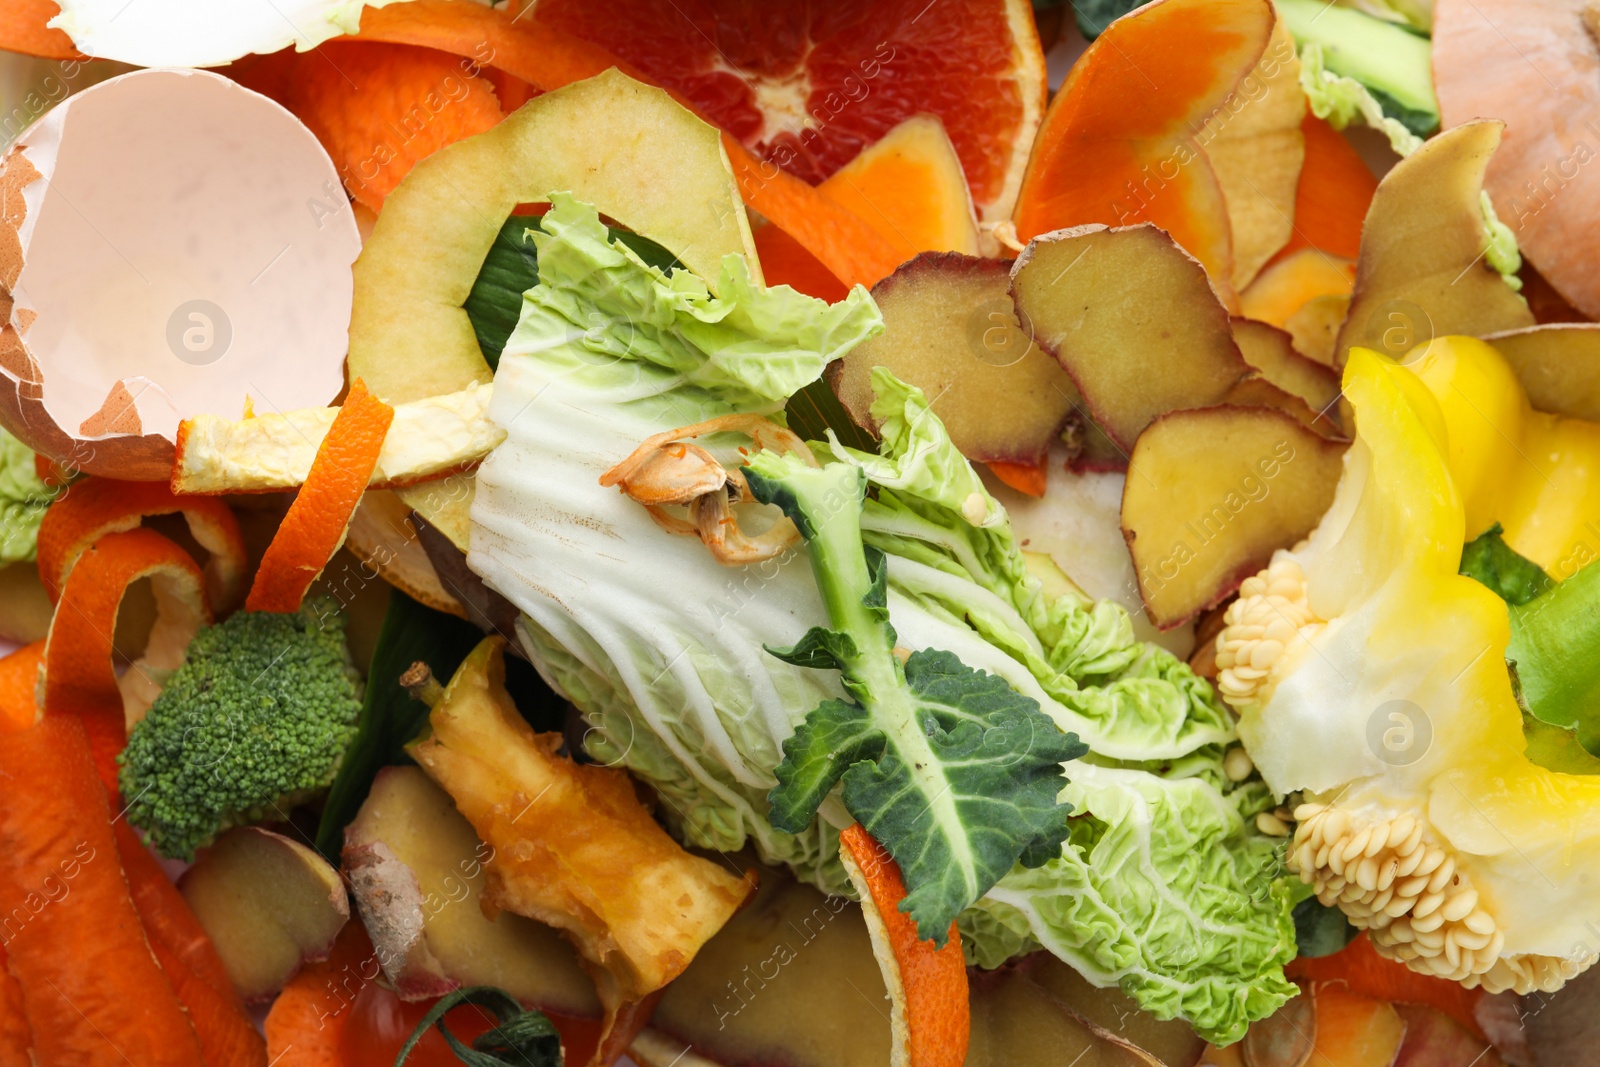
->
[119,599,363,860]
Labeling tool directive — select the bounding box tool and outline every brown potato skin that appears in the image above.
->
[1121,405,1344,628]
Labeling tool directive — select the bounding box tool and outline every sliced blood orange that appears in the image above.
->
[530,0,1046,226]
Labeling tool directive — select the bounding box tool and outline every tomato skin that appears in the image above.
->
[342,980,605,1067]
[343,982,492,1067]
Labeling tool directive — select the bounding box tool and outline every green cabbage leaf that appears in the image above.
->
[0,425,59,564]
[467,194,1300,1043]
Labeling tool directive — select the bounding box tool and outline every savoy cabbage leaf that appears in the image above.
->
[745,452,1086,941]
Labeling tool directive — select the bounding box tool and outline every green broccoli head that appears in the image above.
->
[119,599,363,860]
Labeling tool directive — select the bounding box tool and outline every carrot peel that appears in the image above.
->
[245,378,393,614]
[986,459,1048,498]
[0,715,203,1066]
[264,920,378,1067]
[0,642,42,735]
[1287,933,1486,1040]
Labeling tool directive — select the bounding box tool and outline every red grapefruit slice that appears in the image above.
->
[530,0,1045,227]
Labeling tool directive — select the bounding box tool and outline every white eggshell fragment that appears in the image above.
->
[0,68,360,480]
[50,0,421,69]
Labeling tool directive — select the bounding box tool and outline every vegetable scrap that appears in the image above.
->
[0,0,1592,1063]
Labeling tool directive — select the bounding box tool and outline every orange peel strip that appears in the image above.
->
[245,378,394,614]
[42,527,210,794]
[986,459,1048,498]
[837,823,970,1067]
[0,640,43,735]
[36,477,247,613]
[346,0,902,288]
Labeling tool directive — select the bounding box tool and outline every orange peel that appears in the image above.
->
[280,40,505,214]
[837,824,970,1067]
[245,379,394,614]
[0,640,43,734]
[42,526,209,793]
[36,476,246,613]
[0,2,83,59]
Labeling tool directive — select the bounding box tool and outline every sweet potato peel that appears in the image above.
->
[1279,114,1378,261]
[0,715,204,1066]
[838,824,969,1067]
[1012,0,1275,303]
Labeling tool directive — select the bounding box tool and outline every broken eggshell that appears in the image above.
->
[49,0,419,69]
[0,67,359,480]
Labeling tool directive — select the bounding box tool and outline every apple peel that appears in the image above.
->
[0,68,358,482]
[837,824,969,1067]
[344,491,466,618]
[173,382,501,496]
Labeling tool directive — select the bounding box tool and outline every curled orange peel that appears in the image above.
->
[837,823,970,1067]
[37,477,247,614]
[245,378,394,614]
[42,527,210,794]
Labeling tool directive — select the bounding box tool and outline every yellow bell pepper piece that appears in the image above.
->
[1407,335,1600,580]
[1215,344,1600,995]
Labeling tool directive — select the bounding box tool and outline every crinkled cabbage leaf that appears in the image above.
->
[468,194,1299,1042]
[0,425,59,564]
